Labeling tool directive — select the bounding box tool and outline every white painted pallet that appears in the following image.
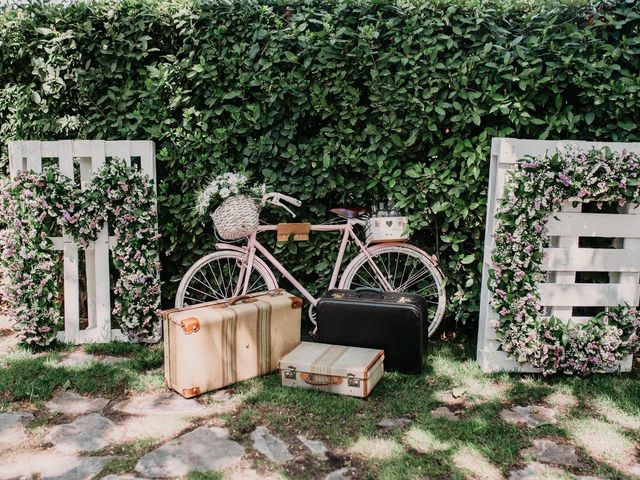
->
[477,138,640,373]
[7,140,158,344]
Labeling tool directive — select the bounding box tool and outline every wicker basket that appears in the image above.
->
[211,195,260,240]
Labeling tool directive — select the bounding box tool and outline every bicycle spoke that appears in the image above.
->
[392,252,401,287]
[185,294,209,304]
[397,268,434,292]
[228,258,240,295]
[192,271,219,297]
[247,274,267,293]
[355,266,385,291]
[185,284,219,301]
[207,262,224,296]
[386,253,392,285]
[398,260,418,292]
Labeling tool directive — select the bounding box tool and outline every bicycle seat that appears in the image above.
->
[330,207,368,219]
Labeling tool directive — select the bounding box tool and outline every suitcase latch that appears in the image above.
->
[284,366,297,379]
[347,373,360,387]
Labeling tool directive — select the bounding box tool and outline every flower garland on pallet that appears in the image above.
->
[490,148,640,375]
[0,160,161,346]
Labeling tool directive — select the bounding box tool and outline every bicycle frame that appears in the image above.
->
[216,220,394,306]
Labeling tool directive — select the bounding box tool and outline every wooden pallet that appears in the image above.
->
[7,140,158,344]
[477,138,640,373]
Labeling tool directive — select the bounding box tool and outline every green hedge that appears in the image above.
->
[1,0,639,330]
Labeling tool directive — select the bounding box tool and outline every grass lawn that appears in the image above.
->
[1,333,639,479]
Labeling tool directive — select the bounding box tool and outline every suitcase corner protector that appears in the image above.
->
[179,317,200,334]
[289,296,303,309]
[181,386,201,398]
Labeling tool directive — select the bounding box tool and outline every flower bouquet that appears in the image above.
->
[195,172,267,240]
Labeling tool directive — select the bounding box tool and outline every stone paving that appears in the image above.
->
[521,439,581,467]
[0,411,34,452]
[0,330,638,479]
[44,413,121,454]
[1,383,637,480]
[46,390,109,415]
[135,427,245,478]
[500,405,559,428]
[251,426,294,463]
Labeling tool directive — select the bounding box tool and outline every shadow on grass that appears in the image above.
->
[1,336,638,479]
[0,344,163,403]
[227,341,640,479]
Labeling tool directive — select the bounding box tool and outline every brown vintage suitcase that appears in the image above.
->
[279,342,384,398]
[163,290,302,398]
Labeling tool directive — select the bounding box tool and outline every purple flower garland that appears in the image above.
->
[489,148,640,375]
[0,160,161,346]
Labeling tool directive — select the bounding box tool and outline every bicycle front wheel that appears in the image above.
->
[175,251,278,308]
[339,244,446,338]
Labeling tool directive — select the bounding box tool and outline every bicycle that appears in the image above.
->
[175,192,446,337]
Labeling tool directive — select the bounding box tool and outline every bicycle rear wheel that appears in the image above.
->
[174,251,278,308]
[339,244,446,338]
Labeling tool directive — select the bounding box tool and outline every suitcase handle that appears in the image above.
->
[228,295,257,306]
[355,287,385,297]
[301,373,343,386]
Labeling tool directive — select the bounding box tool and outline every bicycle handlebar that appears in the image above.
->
[262,192,302,217]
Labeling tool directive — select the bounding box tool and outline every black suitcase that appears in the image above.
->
[315,288,426,374]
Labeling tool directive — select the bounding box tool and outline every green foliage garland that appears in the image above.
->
[489,148,640,374]
[1,0,639,329]
[0,160,161,346]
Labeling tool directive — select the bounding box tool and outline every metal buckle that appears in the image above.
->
[347,373,360,387]
[284,366,296,379]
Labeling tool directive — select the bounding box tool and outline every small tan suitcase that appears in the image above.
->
[279,342,384,398]
[163,290,302,398]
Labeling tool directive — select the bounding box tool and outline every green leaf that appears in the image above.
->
[585,112,595,125]
[284,51,298,63]
[461,254,475,264]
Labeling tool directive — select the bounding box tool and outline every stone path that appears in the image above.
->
[376,417,412,429]
[500,405,558,428]
[521,439,580,467]
[431,405,460,421]
[113,391,209,416]
[251,426,294,463]
[0,411,33,452]
[325,467,357,479]
[135,426,244,478]
[508,462,568,480]
[46,390,109,415]
[298,434,329,460]
[44,413,121,454]
[0,451,117,480]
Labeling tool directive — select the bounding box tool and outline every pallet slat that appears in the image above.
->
[543,247,640,272]
[540,283,640,307]
[548,212,640,238]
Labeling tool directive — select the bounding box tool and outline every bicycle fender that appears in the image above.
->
[214,243,246,253]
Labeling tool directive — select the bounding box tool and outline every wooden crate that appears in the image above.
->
[7,140,158,344]
[477,138,640,373]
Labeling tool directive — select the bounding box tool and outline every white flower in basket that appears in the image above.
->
[195,171,266,240]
